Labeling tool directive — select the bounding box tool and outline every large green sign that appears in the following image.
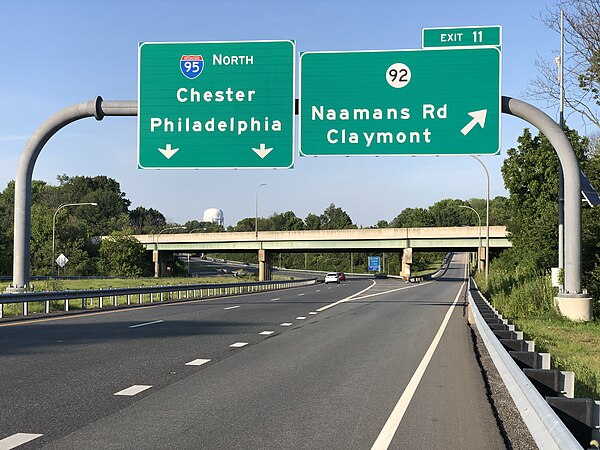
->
[138,40,295,169]
[422,25,501,48]
[299,48,501,156]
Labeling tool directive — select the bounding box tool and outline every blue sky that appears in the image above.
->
[0,0,570,227]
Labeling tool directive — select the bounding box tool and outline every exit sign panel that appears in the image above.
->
[299,47,501,156]
[422,26,502,48]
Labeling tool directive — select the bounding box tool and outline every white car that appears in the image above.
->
[324,272,340,284]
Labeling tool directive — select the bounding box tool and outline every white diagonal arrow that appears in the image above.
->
[252,143,273,159]
[460,110,487,136]
[158,144,179,159]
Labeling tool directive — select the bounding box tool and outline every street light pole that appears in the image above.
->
[255,183,267,239]
[459,205,482,272]
[154,226,187,278]
[470,155,490,285]
[52,202,98,276]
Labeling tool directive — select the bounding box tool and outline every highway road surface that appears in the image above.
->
[0,253,506,449]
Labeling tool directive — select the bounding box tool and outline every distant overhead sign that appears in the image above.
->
[422,25,502,48]
[299,47,501,156]
[138,40,296,169]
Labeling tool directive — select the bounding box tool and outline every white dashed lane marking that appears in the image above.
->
[0,433,43,449]
[259,331,274,335]
[114,385,152,396]
[128,320,164,329]
[185,359,211,366]
[280,323,292,327]
[229,342,248,348]
[298,293,305,296]
[224,306,240,310]
[296,316,306,320]
[270,298,280,301]
[309,312,317,315]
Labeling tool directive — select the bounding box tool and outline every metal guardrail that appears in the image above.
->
[468,279,584,449]
[0,278,317,319]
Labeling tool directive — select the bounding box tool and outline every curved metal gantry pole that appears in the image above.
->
[10,98,137,291]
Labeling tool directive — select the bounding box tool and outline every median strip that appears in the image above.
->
[0,433,43,449]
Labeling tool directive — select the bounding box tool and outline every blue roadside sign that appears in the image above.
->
[368,256,381,272]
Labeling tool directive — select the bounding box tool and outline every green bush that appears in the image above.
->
[475,265,558,319]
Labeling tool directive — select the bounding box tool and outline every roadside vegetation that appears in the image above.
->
[471,119,600,400]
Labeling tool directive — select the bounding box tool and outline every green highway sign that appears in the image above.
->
[299,47,501,156]
[138,40,295,169]
[422,25,501,48]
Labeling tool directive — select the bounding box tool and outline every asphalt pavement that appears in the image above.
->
[0,254,506,449]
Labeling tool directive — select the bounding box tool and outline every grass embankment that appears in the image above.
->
[411,263,444,277]
[0,273,297,318]
[475,269,600,399]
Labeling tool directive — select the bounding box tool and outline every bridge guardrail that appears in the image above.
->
[0,278,317,319]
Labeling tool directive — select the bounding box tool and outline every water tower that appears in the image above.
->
[203,208,224,226]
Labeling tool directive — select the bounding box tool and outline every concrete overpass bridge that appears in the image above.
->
[132,226,511,280]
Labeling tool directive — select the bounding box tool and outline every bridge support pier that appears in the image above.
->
[258,249,272,281]
[153,250,174,278]
[478,247,486,273]
[402,248,412,280]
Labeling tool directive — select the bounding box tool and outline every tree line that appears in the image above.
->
[0,123,598,292]
[0,172,510,278]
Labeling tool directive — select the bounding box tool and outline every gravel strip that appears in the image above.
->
[469,323,539,450]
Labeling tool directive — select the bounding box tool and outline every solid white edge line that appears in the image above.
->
[128,320,164,328]
[0,433,44,450]
[114,385,153,396]
[185,358,211,366]
[370,257,467,450]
